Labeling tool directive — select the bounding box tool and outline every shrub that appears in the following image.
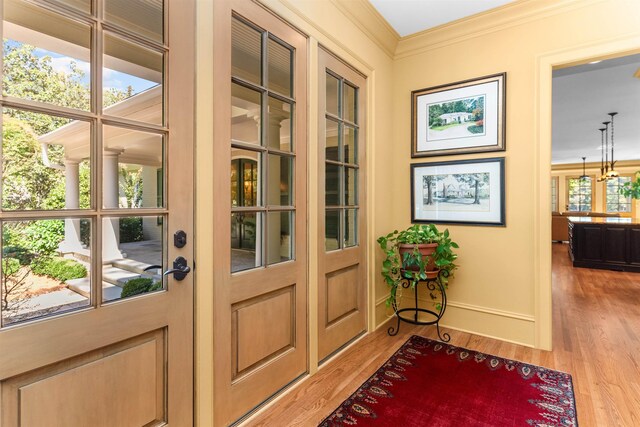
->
[119,217,143,243]
[2,245,34,265]
[1,257,21,277]
[23,220,65,255]
[31,256,87,282]
[121,277,161,299]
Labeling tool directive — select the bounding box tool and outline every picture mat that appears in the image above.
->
[416,80,499,153]
[413,161,503,223]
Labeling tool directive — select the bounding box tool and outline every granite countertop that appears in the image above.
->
[566,216,640,225]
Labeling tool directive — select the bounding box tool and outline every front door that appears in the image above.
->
[0,1,194,425]
[212,0,308,424]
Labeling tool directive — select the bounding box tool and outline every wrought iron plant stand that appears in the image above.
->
[388,269,450,342]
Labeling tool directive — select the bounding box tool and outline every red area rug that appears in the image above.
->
[319,335,577,427]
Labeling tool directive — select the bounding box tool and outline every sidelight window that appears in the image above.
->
[324,72,359,251]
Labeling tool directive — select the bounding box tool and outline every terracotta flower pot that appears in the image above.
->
[398,243,439,278]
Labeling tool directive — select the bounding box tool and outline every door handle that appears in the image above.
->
[163,256,191,281]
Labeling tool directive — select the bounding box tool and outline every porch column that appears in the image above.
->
[141,166,161,241]
[266,111,288,263]
[102,149,124,262]
[59,159,83,253]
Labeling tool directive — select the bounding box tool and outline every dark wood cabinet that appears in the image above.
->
[568,217,640,272]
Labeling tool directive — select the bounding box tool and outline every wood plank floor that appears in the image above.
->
[244,243,640,426]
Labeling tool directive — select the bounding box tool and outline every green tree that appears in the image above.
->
[1,116,65,210]
[120,167,143,208]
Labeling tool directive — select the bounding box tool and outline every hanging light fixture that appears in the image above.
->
[602,120,610,180]
[597,127,607,182]
[579,156,589,181]
[605,112,619,178]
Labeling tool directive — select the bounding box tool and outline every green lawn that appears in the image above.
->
[429,122,465,131]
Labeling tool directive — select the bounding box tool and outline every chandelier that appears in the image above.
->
[597,112,619,182]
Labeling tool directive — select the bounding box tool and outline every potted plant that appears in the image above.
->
[377,224,458,307]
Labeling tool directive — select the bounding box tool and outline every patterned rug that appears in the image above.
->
[319,335,577,427]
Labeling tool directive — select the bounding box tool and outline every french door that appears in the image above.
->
[212,0,308,424]
[0,1,194,425]
[318,48,367,362]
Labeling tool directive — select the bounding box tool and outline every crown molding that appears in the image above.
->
[329,0,400,59]
[395,0,605,59]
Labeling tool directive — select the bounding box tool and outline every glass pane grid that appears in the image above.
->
[231,19,296,273]
[1,0,170,325]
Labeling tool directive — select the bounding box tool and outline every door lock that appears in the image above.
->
[174,230,187,248]
[163,256,191,281]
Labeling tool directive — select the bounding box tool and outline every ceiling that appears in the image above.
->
[552,54,640,164]
[368,0,516,37]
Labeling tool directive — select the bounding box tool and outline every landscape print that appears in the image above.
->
[421,172,490,212]
[427,95,485,142]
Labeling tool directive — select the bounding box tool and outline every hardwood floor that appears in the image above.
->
[243,243,640,426]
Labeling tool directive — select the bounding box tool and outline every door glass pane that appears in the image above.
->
[231,212,261,273]
[57,0,90,13]
[325,163,340,206]
[3,1,91,111]
[103,126,164,209]
[268,96,292,151]
[267,154,292,206]
[345,167,357,206]
[105,0,163,43]
[325,210,340,251]
[325,119,339,161]
[102,216,164,303]
[325,73,339,116]
[104,33,163,125]
[267,37,292,97]
[344,125,357,165]
[231,157,260,208]
[231,149,261,207]
[266,211,292,265]
[343,83,356,123]
[232,83,261,146]
[1,218,91,327]
[2,108,91,211]
[345,209,357,247]
[232,18,262,85]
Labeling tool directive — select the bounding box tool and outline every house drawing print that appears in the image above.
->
[427,95,485,142]
[421,173,490,212]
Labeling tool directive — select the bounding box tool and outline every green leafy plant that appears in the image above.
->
[121,277,162,299]
[31,256,87,282]
[619,171,640,199]
[377,224,458,307]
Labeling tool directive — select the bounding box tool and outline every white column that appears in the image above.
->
[59,159,83,253]
[141,166,161,241]
[102,150,124,262]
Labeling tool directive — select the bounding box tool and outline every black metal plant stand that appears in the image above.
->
[387,269,450,342]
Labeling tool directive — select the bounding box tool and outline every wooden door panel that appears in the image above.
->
[233,286,294,376]
[213,1,308,424]
[326,265,359,324]
[2,330,165,427]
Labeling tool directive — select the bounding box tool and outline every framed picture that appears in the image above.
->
[411,157,505,226]
[411,73,506,157]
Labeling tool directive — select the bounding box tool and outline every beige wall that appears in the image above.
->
[392,0,640,348]
[195,0,640,423]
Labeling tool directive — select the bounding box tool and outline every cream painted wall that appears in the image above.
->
[392,0,640,348]
[196,0,640,423]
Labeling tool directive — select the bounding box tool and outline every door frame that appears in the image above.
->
[535,35,640,350]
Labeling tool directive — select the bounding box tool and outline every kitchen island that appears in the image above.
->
[568,216,640,272]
